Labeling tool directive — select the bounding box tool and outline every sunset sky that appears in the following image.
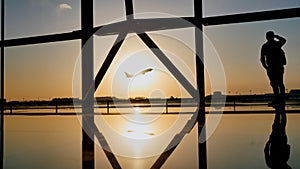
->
[3,0,300,101]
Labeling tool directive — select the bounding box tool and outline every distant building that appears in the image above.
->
[289,89,300,95]
[1,99,6,104]
[288,89,300,100]
[95,96,118,102]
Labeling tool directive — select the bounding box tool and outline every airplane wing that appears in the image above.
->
[125,68,153,78]
[140,68,153,75]
[124,72,134,78]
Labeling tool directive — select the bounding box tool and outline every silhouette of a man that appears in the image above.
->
[261,31,287,98]
[264,109,291,169]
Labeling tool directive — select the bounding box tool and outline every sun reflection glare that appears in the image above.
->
[124,107,155,139]
[125,123,155,139]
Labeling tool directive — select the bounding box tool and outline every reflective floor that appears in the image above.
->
[3,113,300,169]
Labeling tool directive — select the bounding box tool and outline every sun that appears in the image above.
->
[111,51,162,98]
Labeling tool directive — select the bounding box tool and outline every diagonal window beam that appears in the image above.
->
[151,111,198,168]
[93,32,128,94]
[137,32,199,100]
[94,127,122,169]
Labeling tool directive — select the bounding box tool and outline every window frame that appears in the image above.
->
[1,0,300,168]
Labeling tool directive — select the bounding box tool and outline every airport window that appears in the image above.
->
[204,18,300,96]
[5,0,80,39]
[1,1,300,169]
[94,0,126,26]
[133,0,194,18]
[203,0,300,17]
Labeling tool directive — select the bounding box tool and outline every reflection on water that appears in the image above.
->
[264,113,291,169]
[4,114,198,169]
[207,114,300,169]
[4,113,300,169]
[93,107,195,158]
[4,116,81,169]
[264,99,292,169]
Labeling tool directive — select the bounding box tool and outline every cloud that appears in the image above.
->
[59,3,72,10]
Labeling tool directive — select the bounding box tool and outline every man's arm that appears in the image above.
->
[260,46,268,69]
[275,34,286,47]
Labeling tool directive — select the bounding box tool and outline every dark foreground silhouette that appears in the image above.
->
[264,98,292,169]
[261,31,287,98]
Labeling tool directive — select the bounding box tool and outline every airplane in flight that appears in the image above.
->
[124,68,154,78]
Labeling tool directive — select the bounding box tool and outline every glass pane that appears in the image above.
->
[134,0,194,18]
[4,116,81,169]
[94,125,198,168]
[93,32,198,167]
[94,0,126,26]
[204,0,300,17]
[207,114,300,169]
[5,0,80,39]
[205,18,300,168]
[204,18,300,97]
[5,40,79,102]
[4,41,81,168]
[94,31,197,99]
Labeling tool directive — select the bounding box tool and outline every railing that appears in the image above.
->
[4,100,197,115]
[3,99,300,115]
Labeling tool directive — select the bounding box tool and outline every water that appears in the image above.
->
[3,112,300,169]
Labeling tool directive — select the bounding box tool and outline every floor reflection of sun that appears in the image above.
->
[124,107,155,139]
[94,108,193,158]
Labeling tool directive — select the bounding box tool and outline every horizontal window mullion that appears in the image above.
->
[3,31,82,47]
[203,7,300,26]
[2,7,300,47]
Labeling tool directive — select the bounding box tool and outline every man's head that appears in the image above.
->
[266,31,275,41]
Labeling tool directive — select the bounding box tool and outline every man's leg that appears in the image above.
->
[267,69,280,97]
[278,67,285,97]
